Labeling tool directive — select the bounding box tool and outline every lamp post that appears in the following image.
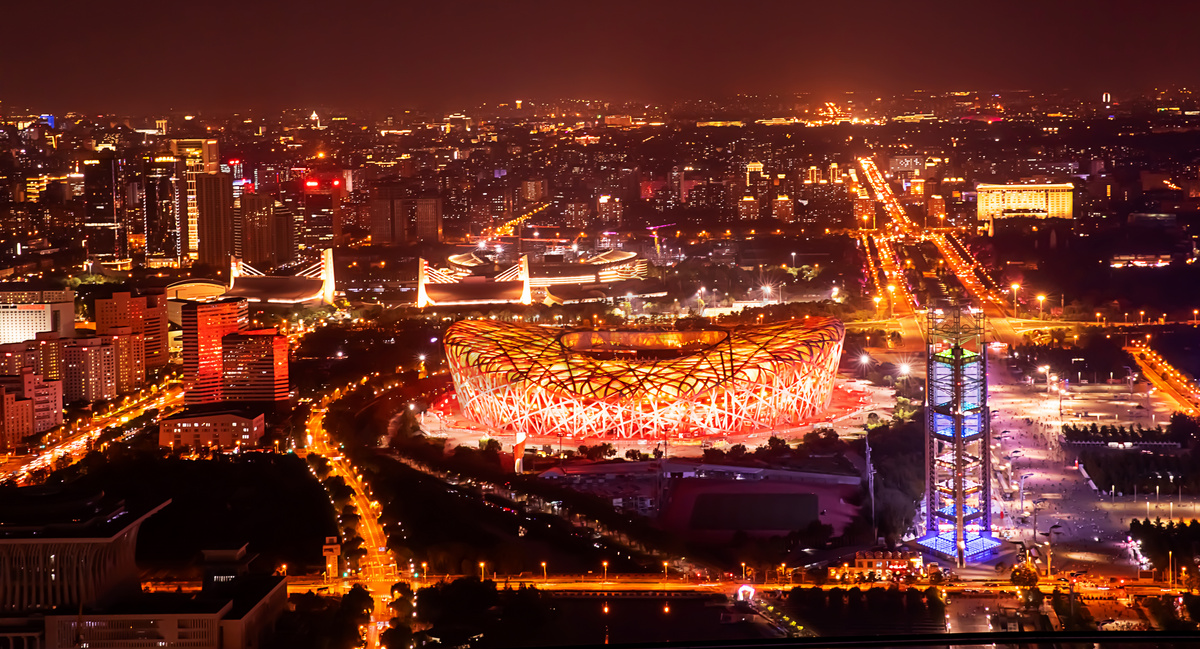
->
[1011,283,1021,317]
[873,295,882,315]
[1037,295,1046,320]
[479,562,486,580]
[741,562,747,581]
[602,561,608,582]
[886,285,896,318]
[541,561,547,582]
[1140,310,1145,325]
[663,561,669,581]
[1095,312,1102,325]
[1019,473,1034,513]
[791,252,796,267]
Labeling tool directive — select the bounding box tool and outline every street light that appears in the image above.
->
[541,561,547,581]
[663,561,669,580]
[479,562,486,580]
[741,562,747,581]
[1010,283,1021,316]
[1140,310,1145,324]
[603,561,609,582]
[1037,295,1046,320]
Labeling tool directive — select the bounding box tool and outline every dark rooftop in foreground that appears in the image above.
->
[0,486,170,540]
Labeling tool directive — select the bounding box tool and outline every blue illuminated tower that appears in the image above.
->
[918,306,1000,566]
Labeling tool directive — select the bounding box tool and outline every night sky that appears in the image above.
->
[6,0,1198,113]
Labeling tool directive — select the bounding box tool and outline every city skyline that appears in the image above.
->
[3,0,1199,112]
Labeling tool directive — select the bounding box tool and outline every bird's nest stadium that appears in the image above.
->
[443,318,844,440]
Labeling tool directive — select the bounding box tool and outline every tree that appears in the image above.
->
[380,623,413,649]
[1010,563,1039,588]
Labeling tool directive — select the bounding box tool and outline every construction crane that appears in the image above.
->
[646,223,676,258]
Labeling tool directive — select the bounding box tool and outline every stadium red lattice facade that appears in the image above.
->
[444,318,844,440]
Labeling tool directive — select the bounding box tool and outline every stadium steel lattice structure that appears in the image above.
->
[444,318,844,440]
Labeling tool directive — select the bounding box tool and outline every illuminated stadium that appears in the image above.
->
[444,318,844,440]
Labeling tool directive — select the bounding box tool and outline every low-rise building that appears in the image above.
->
[160,411,265,450]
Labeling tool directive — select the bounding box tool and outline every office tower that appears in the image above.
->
[917,306,999,567]
[370,185,443,244]
[829,162,841,183]
[301,175,345,249]
[178,298,247,405]
[369,183,410,244]
[0,387,33,452]
[101,327,145,394]
[0,367,63,434]
[196,172,234,268]
[169,138,219,260]
[222,329,288,403]
[806,166,822,184]
[0,286,76,345]
[142,154,185,262]
[62,338,117,403]
[414,197,443,242]
[82,154,127,260]
[235,192,280,265]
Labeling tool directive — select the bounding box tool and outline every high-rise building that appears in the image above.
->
[101,326,145,394]
[196,172,234,268]
[772,194,794,222]
[169,139,219,260]
[0,286,75,345]
[62,337,117,403]
[806,166,822,184]
[96,291,169,371]
[737,194,759,220]
[414,197,443,242]
[234,193,277,265]
[82,154,127,260]
[0,367,63,434]
[221,329,288,404]
[0,386,34,452]
[598,195,623,226]
[927,195,948,226]
[178,298,247,405]
[301,175,345,249]
[369,185,443,244]
[142,154,186,263]
[854,197,876,229]
[520,178,548,203]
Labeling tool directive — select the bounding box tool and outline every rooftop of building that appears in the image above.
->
[0,486,170,541]
[226,275,325,304]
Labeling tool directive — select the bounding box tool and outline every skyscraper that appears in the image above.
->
[62,338,117,403]
[169,138,219,260]
[82,154,127,260]
[301,176,345,249]
[178,298,247,405]
[142,154,185,263]
[370,184,443,244]
[234,192,276,265]
[196,172,234,268]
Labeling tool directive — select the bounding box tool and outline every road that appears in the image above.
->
[5,383,184,483]
[306,398,400,647]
